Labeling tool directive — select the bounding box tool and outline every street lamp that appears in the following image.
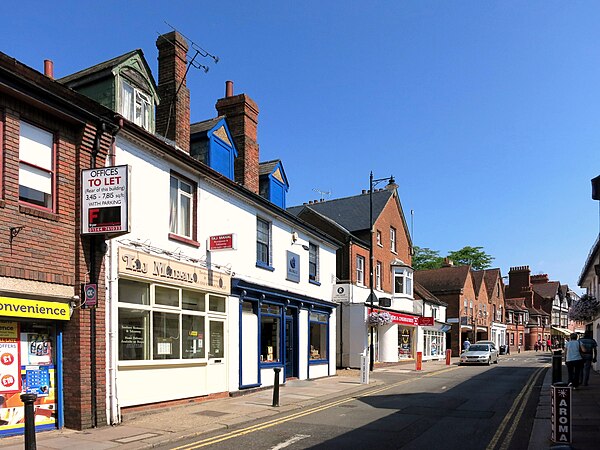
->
[368,171,397,371]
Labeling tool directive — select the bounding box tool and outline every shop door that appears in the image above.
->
[284,312,298,379]
[207,320,227,393]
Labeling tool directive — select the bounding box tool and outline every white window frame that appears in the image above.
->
[376,230,382,247]
[256,217,272,267]
[356,255,365,286]
[393,267,413,296]
[121,79,152,130]
[375,261,382,290]
[390,227,397,252]
[19,121,54,210]
[169,174,194,239]
[309,243,319,283]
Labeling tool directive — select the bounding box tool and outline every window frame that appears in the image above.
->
[393,267,413,296]
[260,303,282,364]
[117,277,226,364]
[0,111,4,203]
[18,120,56,212]
[256,217,273,270]
[356,255,365,286]
[375,261,382,290]
[376,230,382,247]
[309,311,329,363]
[120,78,152,130]
[308,242,320,284]
[390,227,397,253]
[168,171,198,246]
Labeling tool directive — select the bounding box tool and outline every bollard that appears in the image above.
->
[552,350,563,384]
[445,349,452,366]
[20,393,37,450]
[272,367,281,407]
[416,351,422,371]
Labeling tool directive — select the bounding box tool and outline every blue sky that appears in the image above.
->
[2,1,599,291]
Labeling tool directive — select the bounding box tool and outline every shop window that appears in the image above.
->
[169,173,196,240]
[118,279,210,362]
[209,295,226,313]
[120,79,152,130]
[356,255,365,286]
[256,217,272,268]
[182,314,205,358]
[309,312,328,361]
[393,268,413,296]
[153,311,180,359]
[209,320,224,359]
[118,308,150,360]
[309,243,319,283]
[260,304,281,363]
[155,286,179,307]
[19,121,54,210]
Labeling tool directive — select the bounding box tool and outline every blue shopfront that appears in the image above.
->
[233,280,336,389]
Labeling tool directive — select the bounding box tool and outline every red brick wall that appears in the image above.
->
[0,97,111,430]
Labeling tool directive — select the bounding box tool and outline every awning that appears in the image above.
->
[552,326,571,336]
[423,323,451,333]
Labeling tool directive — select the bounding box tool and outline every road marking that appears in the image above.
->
[171,375,438,449]
[270,434,310,450]
[485,366,547,450]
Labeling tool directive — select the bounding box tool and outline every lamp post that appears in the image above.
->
[368,171,396,371]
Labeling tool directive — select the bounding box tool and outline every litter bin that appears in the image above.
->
[499,345,507,355]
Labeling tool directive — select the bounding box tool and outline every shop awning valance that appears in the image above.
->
[551,326,571,336]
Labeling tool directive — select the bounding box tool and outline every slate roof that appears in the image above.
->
[58,50,142,85]
[532,281,560,300]
[505,297,527,311]
[190,116,224,135]
[259,160,281,176]
[288,189,394,233]
[414,265,471,294]
[414,281,447,306]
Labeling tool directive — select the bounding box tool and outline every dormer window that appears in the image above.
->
[121,79,151,130]
[393,267,413,297]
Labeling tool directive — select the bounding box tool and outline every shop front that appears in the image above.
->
[0,296,70,437]
[368,308,418,361]
[422,323,450,360]
[113,247,231,408]
[234,279,336,389]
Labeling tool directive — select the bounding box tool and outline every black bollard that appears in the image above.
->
[552,350,563,384]
[20,393,37,450]
[272,367,281,407]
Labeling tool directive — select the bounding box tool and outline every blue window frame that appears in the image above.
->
[260,304,281,363]
[309,311,328,363]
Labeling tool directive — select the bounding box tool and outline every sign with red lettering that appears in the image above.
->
[208,234,237,251]
[418,317,434,326]
[368,308,418,326]
[81,165,130,235]
[0,322,20,395]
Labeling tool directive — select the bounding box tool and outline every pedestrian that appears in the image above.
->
[578,331,598,387]
[534,342,539,352]
[547,338,551,351]
[463,338,471,353]
[565,332,584,389]
[542,340,546,351]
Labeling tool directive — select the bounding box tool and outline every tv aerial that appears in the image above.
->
[312,188,331,202]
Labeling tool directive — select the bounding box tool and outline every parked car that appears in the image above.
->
[459,343,499,366]
[475,340,498,351]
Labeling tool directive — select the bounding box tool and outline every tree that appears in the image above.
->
[569,294,600,322]
[446,246,494,270]
[412,246,444,270]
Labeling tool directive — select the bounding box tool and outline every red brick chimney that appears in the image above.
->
[156,31,190,153]
[215,81,259,193]
[506,266,531,298]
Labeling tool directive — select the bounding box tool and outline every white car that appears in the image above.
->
[460,343,499,366]
[475,340,498,352]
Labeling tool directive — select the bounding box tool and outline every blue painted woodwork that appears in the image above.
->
[190,118,237,180]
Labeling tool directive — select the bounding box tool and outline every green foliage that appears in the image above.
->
[446,246,494,270]
[412,245,494,271]
[412,246,443,270]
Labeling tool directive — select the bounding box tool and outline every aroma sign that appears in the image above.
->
[551,385,571,443]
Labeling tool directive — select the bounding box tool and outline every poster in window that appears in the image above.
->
[23,333,52,365]
[210,322,224,358]
[0,322,20,394]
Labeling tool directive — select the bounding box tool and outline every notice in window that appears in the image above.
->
[120,324,145,349]
[157,341,172,356]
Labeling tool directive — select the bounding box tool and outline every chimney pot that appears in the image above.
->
[44,60,54,79]
[225,80,234,98]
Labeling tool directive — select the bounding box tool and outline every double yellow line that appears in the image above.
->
[486,366,547,450]
[172,373,441,449]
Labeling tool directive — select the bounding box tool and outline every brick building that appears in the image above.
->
[0,52,116,434]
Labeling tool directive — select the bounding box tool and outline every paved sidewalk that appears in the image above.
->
[529,357,600,450]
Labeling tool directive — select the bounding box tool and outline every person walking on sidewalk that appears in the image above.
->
[463,339,471,353]
[565,332,584,388]
[578,330,598,387]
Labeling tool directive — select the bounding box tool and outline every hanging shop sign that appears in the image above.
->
[208,234,237,251]
[0,297,69,321]
[81,165,130,235]
[332,284,351,303]
[118,247,231,295]
[418,317,434,326]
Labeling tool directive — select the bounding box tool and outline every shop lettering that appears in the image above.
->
[0,302,66,316]
[121,254,148,274]
[153,262,198,284]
